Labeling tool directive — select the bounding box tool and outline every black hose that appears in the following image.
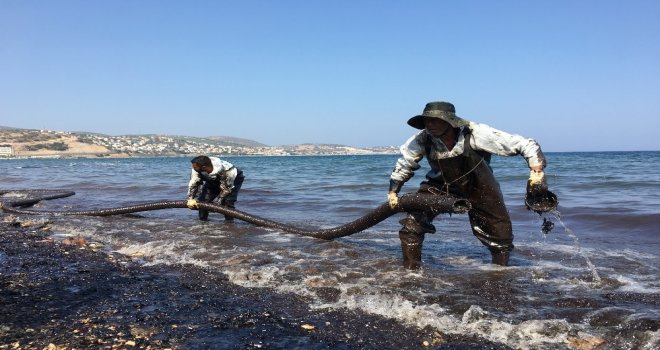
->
[1,190,470,239]
[0,189,76,208]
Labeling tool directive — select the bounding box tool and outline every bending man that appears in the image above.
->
[388,101,551,269]
[187,155,245,221]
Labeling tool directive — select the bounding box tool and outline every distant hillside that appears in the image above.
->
[207,135,268,148]
[0,126,398,158]
[68,132,266,148]
[0,128,115,157]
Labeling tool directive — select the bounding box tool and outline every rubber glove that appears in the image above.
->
[186,199,198,209]
[527,170,548,195]
[387,192,399,209]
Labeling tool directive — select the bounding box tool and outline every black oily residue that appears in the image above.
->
[541,217,555,234]
[0,221,511,350]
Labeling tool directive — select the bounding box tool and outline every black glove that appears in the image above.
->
[525,170,557,212]
[527,170,548,195]
[389,179,403,193]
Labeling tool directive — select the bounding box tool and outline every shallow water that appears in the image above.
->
[1,152,659,349]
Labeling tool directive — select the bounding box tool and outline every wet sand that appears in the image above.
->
[0,218,509,350]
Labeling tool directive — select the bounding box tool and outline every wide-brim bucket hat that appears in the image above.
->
[407,101,470,129]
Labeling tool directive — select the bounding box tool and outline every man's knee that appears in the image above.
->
[399,215,436,235]
[222,199,235,209]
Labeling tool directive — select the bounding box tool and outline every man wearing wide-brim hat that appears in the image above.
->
[388,101,555,269]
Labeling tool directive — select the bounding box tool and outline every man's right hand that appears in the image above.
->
[387,192,399,209]
[187,199,198,209]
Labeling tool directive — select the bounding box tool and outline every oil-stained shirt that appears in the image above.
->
[390,122,546,184]
[187,157,238,199]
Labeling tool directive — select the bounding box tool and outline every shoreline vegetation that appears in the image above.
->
[0,127,398,159]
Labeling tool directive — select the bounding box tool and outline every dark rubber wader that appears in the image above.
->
[399,131,513,268]
[197,168,244,221]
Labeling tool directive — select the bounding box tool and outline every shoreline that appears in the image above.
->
[0,217,507,349]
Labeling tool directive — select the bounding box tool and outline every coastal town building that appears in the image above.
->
[0,144,14,158]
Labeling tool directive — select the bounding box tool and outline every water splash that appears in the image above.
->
[551,210,602,283]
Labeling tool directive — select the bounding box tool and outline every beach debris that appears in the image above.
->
[423,331,447,347]
[62,237,87,246]
[87,242,103,249]
[432,331,446,345]
[130,326,156,339]
[111,243,127,250]
[1,216,51,230]
[301,324,315,330]
[566,335,606,349]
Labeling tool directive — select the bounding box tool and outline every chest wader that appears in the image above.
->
[196,172,220,221]
[221,169,244,221]
[398,134,513,269]
[196,168,244,221]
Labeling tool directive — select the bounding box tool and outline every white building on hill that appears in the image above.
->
[0,144,14,158]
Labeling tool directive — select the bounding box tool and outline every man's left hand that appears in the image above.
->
[527,170,548,194]
[525,169,558,212]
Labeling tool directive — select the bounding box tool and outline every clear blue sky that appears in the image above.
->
[2,1,659,151]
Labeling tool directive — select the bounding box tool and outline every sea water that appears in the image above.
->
[1,152,658,349]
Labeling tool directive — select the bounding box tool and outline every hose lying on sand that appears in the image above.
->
[1,189,470,240]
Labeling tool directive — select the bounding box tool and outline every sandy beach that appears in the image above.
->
[0,217,507,350]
